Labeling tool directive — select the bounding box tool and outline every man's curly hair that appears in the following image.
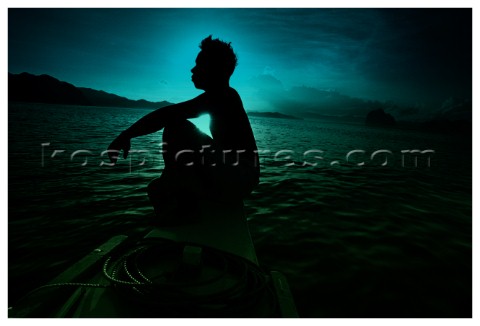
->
[199,35,238,80]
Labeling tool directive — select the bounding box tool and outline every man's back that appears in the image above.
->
[206,87,259,170]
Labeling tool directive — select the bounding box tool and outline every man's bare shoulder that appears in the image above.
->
[227,87,241,98]
[225,87,243,106]
[206,87,242,106]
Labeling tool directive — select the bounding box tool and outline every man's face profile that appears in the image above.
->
[191,51,209,90]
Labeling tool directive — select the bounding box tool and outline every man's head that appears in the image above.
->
[191,36,238,90]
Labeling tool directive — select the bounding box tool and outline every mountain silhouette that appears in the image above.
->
[8,72,172,109]
[9,72,91,106]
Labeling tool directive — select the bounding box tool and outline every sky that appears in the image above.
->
[8,8,472,117]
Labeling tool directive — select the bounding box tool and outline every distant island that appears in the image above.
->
[246,111,302,120]
[365,108,397,127]
[8,72,172,109]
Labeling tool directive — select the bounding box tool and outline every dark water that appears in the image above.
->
[8,103,472,317]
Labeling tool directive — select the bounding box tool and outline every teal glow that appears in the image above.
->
[8,9,472,113]
[189,114,212,138]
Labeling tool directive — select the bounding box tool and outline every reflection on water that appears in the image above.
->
[9,103,471,317]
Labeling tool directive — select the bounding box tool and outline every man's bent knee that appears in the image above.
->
[147,177,165,198]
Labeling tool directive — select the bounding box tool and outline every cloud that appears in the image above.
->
[247,73,375,118]
[246,71,472,123]
[262,66,276,76]
[247,73,289,111]
[249,74,284,92]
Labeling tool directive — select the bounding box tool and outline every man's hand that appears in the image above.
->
[107,133,131,164]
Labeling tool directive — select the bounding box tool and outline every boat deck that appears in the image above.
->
[9,200,297,317]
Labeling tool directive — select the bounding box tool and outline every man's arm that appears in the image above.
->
[107,93,209,164]
[123,93,208,138]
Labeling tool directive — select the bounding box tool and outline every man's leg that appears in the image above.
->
[147,119,213,223]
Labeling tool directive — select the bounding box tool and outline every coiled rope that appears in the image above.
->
[102,238,277,317]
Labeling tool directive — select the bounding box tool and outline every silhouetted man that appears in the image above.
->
[108,36,260,223]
